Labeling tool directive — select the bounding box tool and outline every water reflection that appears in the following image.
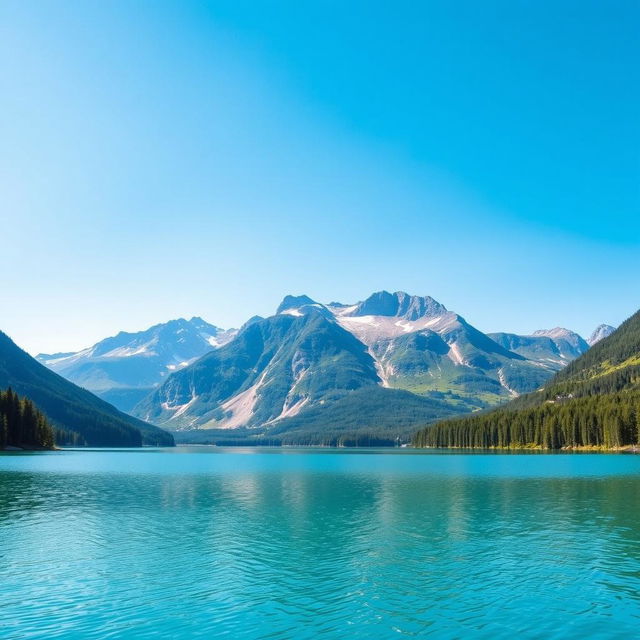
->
[0,451,639,639]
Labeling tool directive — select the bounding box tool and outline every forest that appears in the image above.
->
[414,391,640,449]
[0,388,55,450]
[0,331,173,447]
[414,309,640,450]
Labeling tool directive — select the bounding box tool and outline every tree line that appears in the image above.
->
[0,388,55,449]
[414,391,640,450]
[555,310,640,383]
[414,309,640,450]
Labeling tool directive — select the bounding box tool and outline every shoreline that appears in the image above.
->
[416,444,640,452]
[2,444,58,452]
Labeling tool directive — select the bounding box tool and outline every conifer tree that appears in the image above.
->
[0,388,55,449]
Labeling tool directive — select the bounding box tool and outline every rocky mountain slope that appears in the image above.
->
[325,292,562,403]
[134,310,383,430]
[37,318,236,412]
[129,291,601,443]
[588,324,616,346]
[415,309,639,449]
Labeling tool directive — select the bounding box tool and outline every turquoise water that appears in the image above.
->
[1,448,640,639]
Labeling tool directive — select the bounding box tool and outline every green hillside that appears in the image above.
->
[266,387,461,445]
[134,311,382,429]
[0,332,174,447]
[414,309,640,449]
[172,387,459,446]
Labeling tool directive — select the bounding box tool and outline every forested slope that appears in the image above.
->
[0,332,174,447]
[414,310,640,449]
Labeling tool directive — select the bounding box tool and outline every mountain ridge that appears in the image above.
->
[126,291,602,443]
[36,317,237,412]
[134,310,382,430]
[0,331,174,446]
[414,309,640,449]
[32,290,611,446]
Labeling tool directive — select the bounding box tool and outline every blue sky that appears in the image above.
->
[1,0,638,354]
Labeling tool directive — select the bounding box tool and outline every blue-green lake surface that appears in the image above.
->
[1,447,640,639]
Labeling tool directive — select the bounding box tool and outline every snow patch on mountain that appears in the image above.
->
[217,372,268,429]
[101,344,156,358]
[447,342,465,366]
[366,346,390,387]
[161,389,198,420]
[532,327,577,340]
[276,396,310,420]
[172,394,198,419]
[335,311,459,345]
[331,304,358,317]
[587,324,616,346]
[498,368,519,397]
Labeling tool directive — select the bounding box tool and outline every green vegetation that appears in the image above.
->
[0,388,55,450]
[414,309,640,450]
[135,312,382,430]
[0,331,174,447]
[381,329,562,405]
[173,387,459,446]
[268,387,459,445]
[416,392,640,449]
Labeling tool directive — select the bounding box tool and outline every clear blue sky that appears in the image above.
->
[2,1,638,354]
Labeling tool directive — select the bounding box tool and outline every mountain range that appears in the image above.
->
[37,318,236,412]
[415,309,640,449]
[36,290,598,444]
[0,331,174,447]
[29,290,615,445]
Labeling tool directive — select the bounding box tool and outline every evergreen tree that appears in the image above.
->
[0,388,55,449]
[414,308,640,450]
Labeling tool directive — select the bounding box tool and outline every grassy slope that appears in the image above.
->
[379,322,558,404]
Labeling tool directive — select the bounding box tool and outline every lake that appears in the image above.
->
[1,447,639,639]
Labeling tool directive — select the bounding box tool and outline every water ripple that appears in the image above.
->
[1,449,640,638]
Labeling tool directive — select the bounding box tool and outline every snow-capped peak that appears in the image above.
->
[35,316,238,403]
[531,327,578,340]
[276,295,318,315]
[587,324,616,346]
[343,291,447,321]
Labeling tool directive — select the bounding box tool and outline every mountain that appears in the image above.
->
[488,328,589,367]
[529,327,589,359]
[276,295,323,315]
[132,291,588,444]
[339,290,447,320]
[326,292,574,402]
[0,331,174,447]
[415,308,640,449]
[132,299,466,443]
[134,309,383,430]
[588,324,616,346]
[37,318,236,412]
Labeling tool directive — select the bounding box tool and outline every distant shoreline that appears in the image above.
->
[416,444,640,452]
